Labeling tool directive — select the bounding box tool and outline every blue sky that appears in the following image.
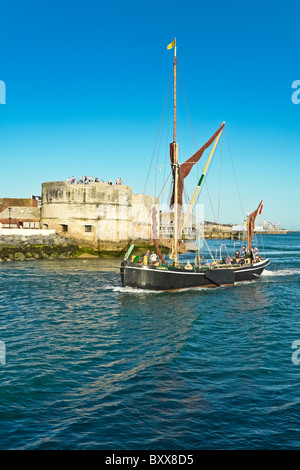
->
[0,0,300,230]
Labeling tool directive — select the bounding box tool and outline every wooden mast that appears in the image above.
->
[247,212,250,252]
[172,38,179,266]
[173,39,177,144]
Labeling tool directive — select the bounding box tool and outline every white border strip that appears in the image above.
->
[126,266,205,275]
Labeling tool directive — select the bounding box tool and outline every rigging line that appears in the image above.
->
[138,173,173,237]
[187,168,216,222]
[155,94,170,197]
[216,132,224,252]
[157,171,172,200]
[177,63,198,191]
[224,127,245,221]
[260,232,266,258]
[191,140,220,223]
[183,185,191,206]
[155,77,172,198]
[177,64,198,150]
[136,72,172,237]
[204,238,215,262]
[144,67,173,197]
[163,92,172,191]
[253,233,259,255]
[129,172,173,248]
[159,85,173,205]
[217,132,224,224]
[177,65,218,223]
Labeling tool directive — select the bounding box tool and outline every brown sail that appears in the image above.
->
[247,200,263,252]
[170,122,225,207]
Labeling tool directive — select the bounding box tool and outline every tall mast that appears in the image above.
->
[173,39,177,143]
[172,39,179,266]
[167,38,179,265]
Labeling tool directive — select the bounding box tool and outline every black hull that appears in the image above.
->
[120,259,270,291]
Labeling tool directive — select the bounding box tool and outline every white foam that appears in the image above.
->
[262,268,300,277]
[109,285,217,294]
[111,286,164,294]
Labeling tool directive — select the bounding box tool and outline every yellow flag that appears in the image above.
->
[167,39,175,50]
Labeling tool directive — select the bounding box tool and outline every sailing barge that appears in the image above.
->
[120,39,270,291]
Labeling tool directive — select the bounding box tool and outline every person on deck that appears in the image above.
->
[149,252,157,263]
[184,261,193,270]
[226,254,231,264]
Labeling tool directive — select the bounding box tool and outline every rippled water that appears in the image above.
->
[0,233,299,449]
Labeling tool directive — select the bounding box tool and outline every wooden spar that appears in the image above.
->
[173,39,177,143]
[181,124,224,233]
[247,214,250,252]
[172,39,179,266]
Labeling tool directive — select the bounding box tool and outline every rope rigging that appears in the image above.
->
[139,54,249,265]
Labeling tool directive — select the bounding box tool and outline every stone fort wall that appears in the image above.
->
[40,181,158,252]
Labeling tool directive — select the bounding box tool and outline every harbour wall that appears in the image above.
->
[203,229,287,240]
[203,222,287,240]
[0,182,288,259]
[0,233,79,261]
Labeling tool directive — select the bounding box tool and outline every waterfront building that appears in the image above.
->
[0,198,40,229]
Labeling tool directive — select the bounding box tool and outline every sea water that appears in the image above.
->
[0,233,299,450]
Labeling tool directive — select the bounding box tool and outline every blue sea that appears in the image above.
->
[0,232,300,450]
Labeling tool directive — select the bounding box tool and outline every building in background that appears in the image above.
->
[0,198,40,229]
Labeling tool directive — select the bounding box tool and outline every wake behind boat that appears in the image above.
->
[120,39,270,291]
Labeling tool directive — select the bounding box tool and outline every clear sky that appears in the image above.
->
[0,0,300,230]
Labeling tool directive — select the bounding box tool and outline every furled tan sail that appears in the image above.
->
[247,200,263,252]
